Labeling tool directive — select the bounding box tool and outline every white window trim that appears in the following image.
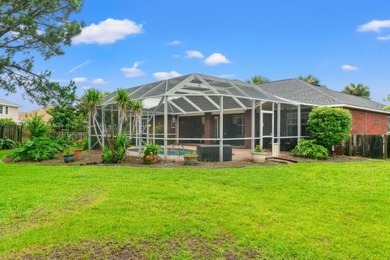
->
[0,105,8,115]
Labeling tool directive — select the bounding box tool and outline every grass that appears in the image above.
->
[0,149,389,258]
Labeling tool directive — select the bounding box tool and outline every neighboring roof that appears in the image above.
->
[0,97,20,108]
[19,107,52,121]
[257,79,389,114]
[102,73,289,114]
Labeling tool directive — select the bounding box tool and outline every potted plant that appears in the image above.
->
[72,139,84,161]
[63,148,75,163]
[183,151,198,165]
[252,145,267,163]
[143,143,160,164]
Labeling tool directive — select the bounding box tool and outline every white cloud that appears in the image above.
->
[167,40,182,46]
[72,77,88,83]
[68,60,91,74]
[172,54,181,59]
[121,62,145,78]
[218,74,236,79]
[204,53,231,66]
[51,78,71,83]
[357,20,390,32]
[73,18,143,45]
[185,50,204,59]
[341,65,359,71]
[92,78,105,84]
[377,35,390,40]
[153,71,181,80]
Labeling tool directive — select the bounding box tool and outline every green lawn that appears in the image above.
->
[0,150,389,259]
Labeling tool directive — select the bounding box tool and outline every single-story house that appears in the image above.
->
[91,73,390,161]
[0,98,20,123]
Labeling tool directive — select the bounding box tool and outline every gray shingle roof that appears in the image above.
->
[0,98,20,107]
[102,75,389,115]
[257,79,387,112]
[102,73,288,113]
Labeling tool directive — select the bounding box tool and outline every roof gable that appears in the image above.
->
[0,98,20,108]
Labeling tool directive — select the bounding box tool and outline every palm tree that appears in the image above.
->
[130,99,143,145]
[299,74,321,85]
[115,88,131,134]
[246,75,269,85]
[83,89,103,149]
[342,83,370,98]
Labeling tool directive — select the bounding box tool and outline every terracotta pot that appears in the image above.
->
[73,148,83,161]
[143,154,158,164]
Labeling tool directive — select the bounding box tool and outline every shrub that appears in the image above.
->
[26,114,50,138]
[308,107,352,150]
[11,137,65,162]
[101,147,114,164]
[102,134,130,164]
[82,137,89,150]
[292,139,329,160]
[0,138,15,149]
[0,118,17,126]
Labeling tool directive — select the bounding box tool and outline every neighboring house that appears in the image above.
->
[93,73,390,157]
[0,98,20,123]
[19,107,52,123]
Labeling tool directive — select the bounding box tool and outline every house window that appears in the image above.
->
[232,114,244,137]
[301,112,310,136]
[0,105,8,115]
[171,116,176,129]
[287,112,297,136]
[388,117,390,134]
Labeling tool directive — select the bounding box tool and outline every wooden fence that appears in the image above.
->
[345,135,389,159]
[0,125,23,142]
[49,131,88,140]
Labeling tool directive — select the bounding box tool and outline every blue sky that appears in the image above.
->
[2,0,390,111]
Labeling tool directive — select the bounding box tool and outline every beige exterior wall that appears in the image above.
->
[0,105,19,123]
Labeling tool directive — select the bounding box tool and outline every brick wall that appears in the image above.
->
[349,109,388,135]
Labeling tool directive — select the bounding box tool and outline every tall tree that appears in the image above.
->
[342,83,370,98]
[246,75,269,85]
[47,81,82,132]
[384,94,390,110]
[0,0,84,106]
[82,89,103,149]
[115,89,131,134]
[299,75,321,85]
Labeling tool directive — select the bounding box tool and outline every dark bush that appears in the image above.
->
[0,138,15,149]
[292,139,329,160]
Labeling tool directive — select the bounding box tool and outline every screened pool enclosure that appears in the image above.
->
[89,73,313,161]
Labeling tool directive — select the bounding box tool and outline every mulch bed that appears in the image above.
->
[2,150,375,168]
